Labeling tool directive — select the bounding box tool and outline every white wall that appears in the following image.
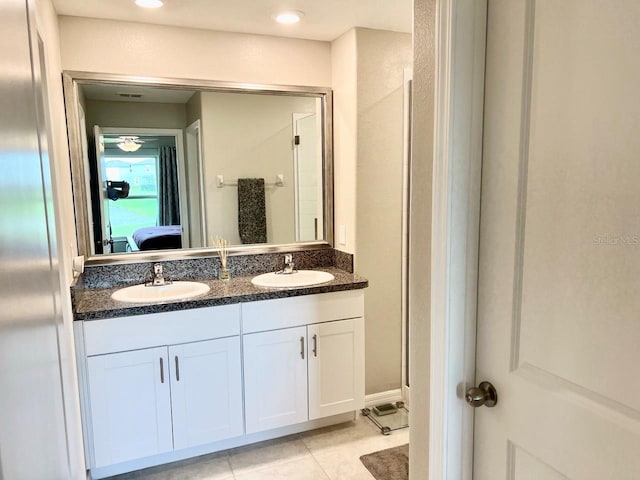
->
[84,99,188,131]
[331,30,358,254]
[410,0,436,478]
[331,28,413,396]
[355,28,412,395]
[198,92,317,245]
[59,16,332,87]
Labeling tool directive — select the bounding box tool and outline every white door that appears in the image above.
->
[293,113,322,241]
[185,120,206,248]
[308,318,364,419]
[243,327,308,434]
[169,337,244,450]
[474,1,640,478]
[93,125,111,253]
[86,347,173,468]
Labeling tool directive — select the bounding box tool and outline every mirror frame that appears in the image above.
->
[63,71,334,265]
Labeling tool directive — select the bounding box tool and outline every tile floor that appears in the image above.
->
[108,414,409,480]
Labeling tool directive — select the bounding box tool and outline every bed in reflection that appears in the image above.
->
[128,226,183,251]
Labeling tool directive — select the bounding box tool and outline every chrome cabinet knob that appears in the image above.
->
[465,381,498,408]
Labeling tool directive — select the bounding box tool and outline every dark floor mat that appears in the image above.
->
[360,444,409,480]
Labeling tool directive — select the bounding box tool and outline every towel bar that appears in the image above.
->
[216,174,284,188]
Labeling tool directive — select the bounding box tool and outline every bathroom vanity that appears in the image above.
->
[73,266,366,479]
[62,69,360,478]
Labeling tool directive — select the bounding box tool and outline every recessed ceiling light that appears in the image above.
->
[274,10,304,24]
[135,0,164,8]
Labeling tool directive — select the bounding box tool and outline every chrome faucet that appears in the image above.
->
[282,254,295,274]
[148,263,171,286]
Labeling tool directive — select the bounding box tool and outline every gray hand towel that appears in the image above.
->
[237,178,267,244]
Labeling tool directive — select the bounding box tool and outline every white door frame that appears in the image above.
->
[401,67,413,406]
[185,120,207,247]
[427,0,487,479]
[93,125,111,253]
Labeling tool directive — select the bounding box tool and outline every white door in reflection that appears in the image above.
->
[293,111,323,242]
[94,125,112,253]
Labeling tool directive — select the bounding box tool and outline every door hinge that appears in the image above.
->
[294,135,300,145]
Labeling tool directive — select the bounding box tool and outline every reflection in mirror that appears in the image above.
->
[199,92,323,246]
[65,75,332,258]
[94,130,185,254]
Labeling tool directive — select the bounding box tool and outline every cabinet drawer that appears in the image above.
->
[83,305,240,356]
[242,290,364,334]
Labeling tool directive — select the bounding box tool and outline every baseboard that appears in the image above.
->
[365,389,403,407]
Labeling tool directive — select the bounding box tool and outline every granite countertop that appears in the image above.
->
[73,267,368,321]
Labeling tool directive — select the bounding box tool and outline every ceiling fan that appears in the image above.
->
[103,136,158,152]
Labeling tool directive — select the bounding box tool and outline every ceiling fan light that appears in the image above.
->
[117,141,142,152]
[135,0,164,8]
[274,11,304,24]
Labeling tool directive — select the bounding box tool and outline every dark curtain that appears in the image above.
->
[158,146,180,226]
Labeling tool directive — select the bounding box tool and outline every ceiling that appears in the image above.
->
[52,0,412,42]
[82,83,196,104]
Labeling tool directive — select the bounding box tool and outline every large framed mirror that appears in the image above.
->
[63,71,333,263]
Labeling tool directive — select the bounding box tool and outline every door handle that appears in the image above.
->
[159,357,164,383]
[175,355,180,381]
[300,336,305,359]
[465,381,498,408]
[312,334,318,357]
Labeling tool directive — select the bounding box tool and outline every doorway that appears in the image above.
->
[91,127,188,253]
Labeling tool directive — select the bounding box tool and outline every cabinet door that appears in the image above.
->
[308,318,365,420]
[86,347,172,468]
[169,337,244,450]
[243,327,308,434]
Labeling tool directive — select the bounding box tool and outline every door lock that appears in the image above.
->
[465,381,498,408]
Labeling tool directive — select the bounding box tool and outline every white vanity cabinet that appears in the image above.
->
[86,347,173,467]
[242,290,365,434]
[169,337,243,450]
[243,326,309,433]
[76,289,365,478]
[78,305,244,469]
[308,318,363,420]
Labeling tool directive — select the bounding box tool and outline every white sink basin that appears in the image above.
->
[111,281,210,303]
[251,270,335,288]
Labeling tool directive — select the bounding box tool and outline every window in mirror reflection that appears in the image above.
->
[104,154,159,239]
